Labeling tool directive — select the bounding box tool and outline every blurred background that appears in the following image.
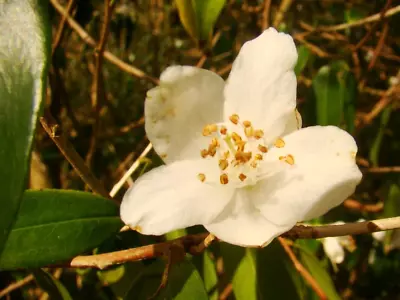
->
[3,0,400,299]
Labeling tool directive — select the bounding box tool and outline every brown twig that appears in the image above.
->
[343,199,383,213]
[367,22,389,71]
[51,0,75,55]
[0,275,34,299]
[39,113,115,202]
[315,4,400,32]
[86,0,116,168]
[50,0,159,85]
[261,0,272,30]
[219,283,233,300]
[66,217,400,270]
[272,0,293,28]
[366,166,400,173]
[279,237,327,300]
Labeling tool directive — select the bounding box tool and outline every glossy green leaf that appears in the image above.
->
[294,45,311,75]
[203,250,218,300]
[0,0,50,255]
[257,241,302,299]
[312,61,357,129]
[299,248,341,300]
[176,0,226,41]
[0,189,122,270]
[369,106,392,167]
[32,269,72,300]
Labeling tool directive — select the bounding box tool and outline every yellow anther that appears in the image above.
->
[285,154,295,165]
[279,156,285,161]
[231,132,242,143]
[254,129,264,139]
[250,161,258,168]
[229,114,239,125]
[202,124,218,136]
[274,138,285,148]
[235,151,252,163]
[197,173,206,182]
[258,144,268,153]
[200,149,209,158]
[220,173,229,185]
[244,126,254,138]
[133,226,142,233]
[236,141,246,152]
[239,173,247,181]
[219,159,229,170]
[211,137,220,148]
[223,151,230,159]
[254,153,263,160]
[208,145,217,157]
[243,120,252,128]
[220,126,228,135]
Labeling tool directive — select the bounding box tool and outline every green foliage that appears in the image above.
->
[0,0,50,255]
[175,0,226,41]
[0,190,121,270]
[32,269,73,300]
[312,61,357,131]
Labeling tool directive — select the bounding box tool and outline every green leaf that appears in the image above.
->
[0,189,122,270]
[203,250,218,300]
[257,241,303,299]
[384,183,400,218]
[32,269,73,300]
[299,248,341,300]
[294,45,311,75]
[312,61,357,129]
[175,0,226,41]
[0,0,50,255]
[369,106,392,167]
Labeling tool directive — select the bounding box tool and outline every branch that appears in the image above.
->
[67,217,400,270]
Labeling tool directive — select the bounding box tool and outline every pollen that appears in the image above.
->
[254,153,263,160]
[220,173,229,184]
[200,149,209,158]
[208,145,217,157]
[243,120,252,127]
[254,129,264,139]
[197,173,206,182]
[279,154,295,165]
[220,126,228,135]
[235,151,252,163]
[239,173,247,181]
[231,132,242,143]
[202,124,218,136]
[236,141,246,152]
[211,137,220,148]
[229,114,240,124]
[258,144,268,153]
[219,159,229,170]
[244,126,254,138]
[274,138,285,148]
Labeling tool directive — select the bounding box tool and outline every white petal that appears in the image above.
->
[322,237,345,264]
[224,28,298,142]
[254,126,362,226]
[120,160,234,235]
[146,66,225,163]
[282,109,302,136]
[205,189,291,247]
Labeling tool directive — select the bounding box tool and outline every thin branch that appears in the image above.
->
[272,0,293,28]
[366,166,400,173]
[261,0,272,30]
[109,143,153,197]
[40,113,115,203]
[50,0,159,85]
[315,4,400,32]
[0,275,34,299]
[51,0,75,55]
[66,217,400,270]
[279,237,327,300]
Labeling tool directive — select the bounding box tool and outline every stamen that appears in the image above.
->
[285,154,295,165]
[220,126,227,135]
[223,151,230,159]
[236,141,246,152]
[219,159,229,170]
[208,145,217,157]
[231,132,242,143]
[220,173,229,184]
[258,145,268,153]
[244,126,254,138]
[235,151,252,163]
[250,161,258,168]
[202,124,218,136]
[200,149,209,158]
[229,114,239,125]
[254,129,264,139]
[274,138,285,148]
[254,153,263,160]
[239,173,247,181]
[243,120,252,128]
[197,173,206,182]
[211,137,220,148]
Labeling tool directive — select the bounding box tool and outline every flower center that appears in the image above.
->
[197,114,294,187]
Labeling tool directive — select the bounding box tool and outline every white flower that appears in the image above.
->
[120,28,362,247]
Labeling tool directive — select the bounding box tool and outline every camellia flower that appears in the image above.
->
[120,28,362,247]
